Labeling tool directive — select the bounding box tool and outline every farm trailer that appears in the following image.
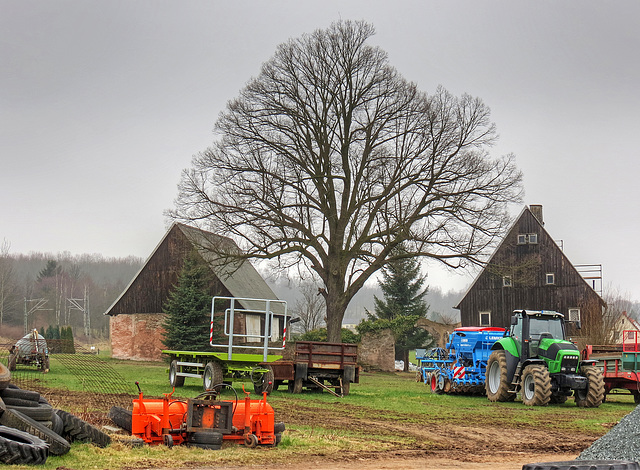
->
[417,326,506,394]
[163,297,288,394]
[582,330,640,404]
[267,341,359,397]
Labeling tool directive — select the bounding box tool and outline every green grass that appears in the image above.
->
[3,359,638,469]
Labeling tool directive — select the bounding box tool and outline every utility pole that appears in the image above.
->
[23,298,51,335]
[67,285,90,338]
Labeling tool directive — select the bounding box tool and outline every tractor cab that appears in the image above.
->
[509,310,567,359]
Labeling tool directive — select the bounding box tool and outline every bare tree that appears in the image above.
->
[0,239,16,326]
[171,21,522,342]
[291,282,326,334]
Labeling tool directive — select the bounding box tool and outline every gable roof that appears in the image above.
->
[455,205,603,309]
[105,223,279,316]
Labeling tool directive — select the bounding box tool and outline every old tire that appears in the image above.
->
[6,403,53,421]
[55,409,111,447]
[0,387,41,403]
[203,362,224,391]
[108,406,132,433]
[485,350,513,402]
[253,366,274,395]
[521,364,551,406]
[188,431,223,450]
[0,363,10,390]
[7,354,16,372]
[292,377,303,394]
[169,360,185,387]
[0,408,70,456]
[0,425,48,465]
[575,365,605,408]
[523,460,640,470]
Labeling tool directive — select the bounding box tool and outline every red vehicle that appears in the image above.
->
[581,330,640,404]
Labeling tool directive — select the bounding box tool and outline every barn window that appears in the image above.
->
[245,314,261,343]
[517,234,527,245]
[568,308,581,322]
[528,233,538,244]
[503,276,512,287]
[479,311,491,326]
[546,273,556,285]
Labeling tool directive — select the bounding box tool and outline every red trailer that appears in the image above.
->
[582,330,640,404]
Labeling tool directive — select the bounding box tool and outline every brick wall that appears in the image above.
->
[110,314,166,362]
[358,329,395,372]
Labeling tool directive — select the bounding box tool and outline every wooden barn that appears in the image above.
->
[455,205,605,336]
[105,223,282,361]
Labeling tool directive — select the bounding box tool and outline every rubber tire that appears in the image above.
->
[274,422,285,434]
[253,366,274,395]
[108,406,132,433]
[51,410,64,436]
[0,425,48,465]
[203,362,224,391]
[521,364,551,406]
[55,409,111,448]
[523,460,640,470]
[0,408,70,456]
[0,363,10,390]
[169,360,185,387]
[485,350,513,402]
[0,387,41,403]
[430,371,444,394]
[189,431,223,446]
[7,354,16,372]
[575,365,605,408]
[6,403,53,421]
[292,377,303,394]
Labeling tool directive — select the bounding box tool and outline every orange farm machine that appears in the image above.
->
[130,382,284,449]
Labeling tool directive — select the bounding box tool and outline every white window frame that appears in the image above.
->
[568,308,581,322]
[528,233,538,244]
[517,234,528,245]
[546,273,556,285]
[479,311,491,326]
[245,314,262,343]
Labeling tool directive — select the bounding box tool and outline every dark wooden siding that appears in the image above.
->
[457,208,605,330]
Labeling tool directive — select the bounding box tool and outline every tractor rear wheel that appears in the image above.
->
[485,350,513,402]
[575,365,604,408]
[521,364,551,406]
[203,362,224,391]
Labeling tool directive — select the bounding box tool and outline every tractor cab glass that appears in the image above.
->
[510,314,523,356]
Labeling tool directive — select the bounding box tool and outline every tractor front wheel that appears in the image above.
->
[521,364,551,406]
[485,350,513,402]
[575,365,604,408]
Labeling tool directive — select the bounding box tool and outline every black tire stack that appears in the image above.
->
[0,361,112,465]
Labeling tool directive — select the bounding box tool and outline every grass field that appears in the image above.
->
[2,354,638,469]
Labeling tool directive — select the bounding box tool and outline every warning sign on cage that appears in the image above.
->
[453,366,466,379]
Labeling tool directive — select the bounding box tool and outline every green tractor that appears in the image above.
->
[485,309,604,407]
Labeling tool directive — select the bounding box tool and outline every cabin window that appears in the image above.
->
[517,234,527,245]
[503,276,512,287]
[528,233,538,244]
[517,233,538,245]
[479,311,491,326]
[270,316,281,341]
[568,308,581,322]
[546,273,556,285]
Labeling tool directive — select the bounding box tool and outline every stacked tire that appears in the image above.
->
[0,362,111,464]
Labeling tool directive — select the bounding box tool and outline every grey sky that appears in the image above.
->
[2,1,639,300]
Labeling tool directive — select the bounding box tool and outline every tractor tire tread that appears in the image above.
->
[0,425,48,465]
[575,365,605,408]
[0,408,70,456]
[55,409,111,448]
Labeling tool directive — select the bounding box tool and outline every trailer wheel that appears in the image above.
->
[575,365,604,408]
[253,366,274,395]
[485,350,514,402]
[203,362,224,391]
[521,364,551,406]
[341,380,351,396]
[292,377,303,394]
[430,371,444,394]
[633,392,640,405]
[0,425,49,465]
[169,360,185,387]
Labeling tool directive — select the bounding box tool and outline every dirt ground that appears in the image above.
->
[37,387,602,470]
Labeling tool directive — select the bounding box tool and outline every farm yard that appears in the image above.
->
[1,351,638,470]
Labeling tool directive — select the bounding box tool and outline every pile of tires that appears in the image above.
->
[0,361,111,465]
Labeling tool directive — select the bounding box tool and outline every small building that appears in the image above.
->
[455,205,605,335]
[610,311,640,345]
[105,223,282,361]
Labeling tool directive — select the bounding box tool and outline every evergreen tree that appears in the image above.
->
[161,252,213,351]
[357,245,433,371]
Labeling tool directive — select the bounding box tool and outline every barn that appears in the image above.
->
[455,205,605,337]
[105,223,281,361]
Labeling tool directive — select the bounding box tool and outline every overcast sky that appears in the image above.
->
[2,1,639,300]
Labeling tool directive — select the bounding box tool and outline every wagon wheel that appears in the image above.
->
[252,366,274,395]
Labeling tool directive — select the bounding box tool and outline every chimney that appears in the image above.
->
[530,205,544,225]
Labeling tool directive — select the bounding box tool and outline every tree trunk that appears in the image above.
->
[324,280,348,343]
[403,349,410,372]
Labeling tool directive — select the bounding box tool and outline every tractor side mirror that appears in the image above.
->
[511,315,518,326]
[575,320,581,330]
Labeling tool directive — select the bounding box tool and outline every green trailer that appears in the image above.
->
[163,296,288,394]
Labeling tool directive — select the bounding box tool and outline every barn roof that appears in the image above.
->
[104,223,280,316]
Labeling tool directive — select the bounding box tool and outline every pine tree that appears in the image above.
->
[358,245,433,371]
[161,252,214,351]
